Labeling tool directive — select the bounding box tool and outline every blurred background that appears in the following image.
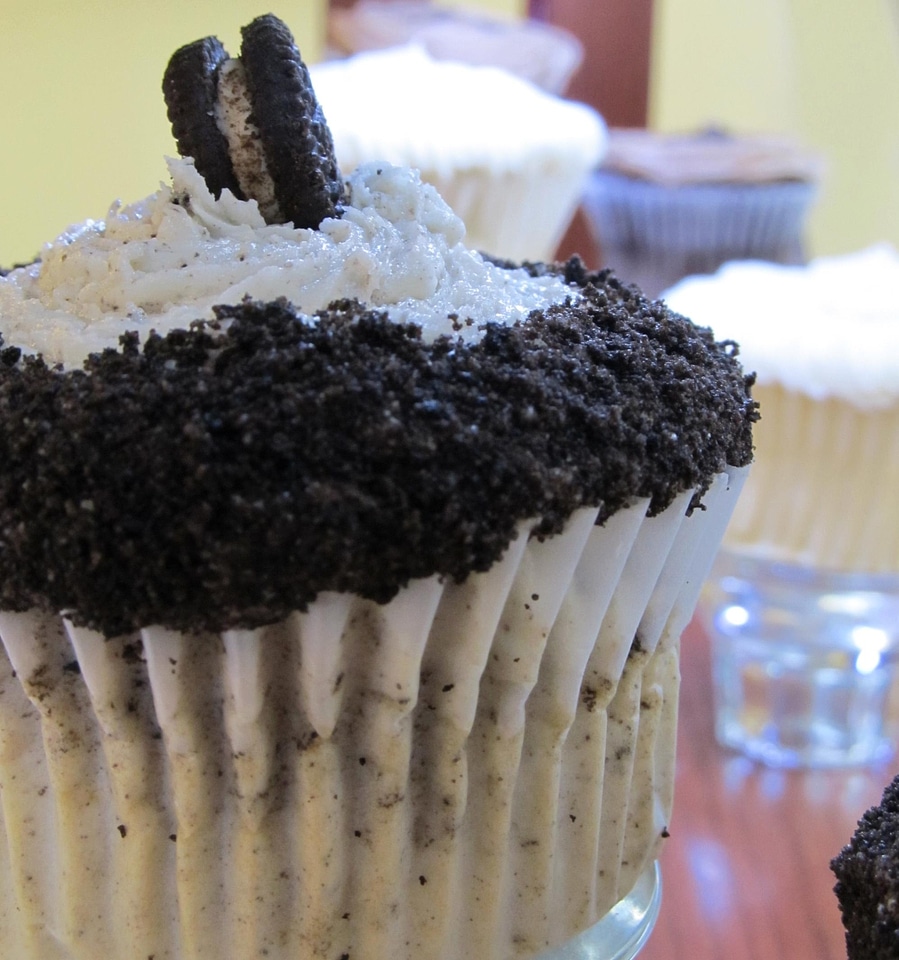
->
[2,0,898,268]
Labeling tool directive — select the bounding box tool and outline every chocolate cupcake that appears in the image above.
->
[0,15,756,960]
[582,128,821,299]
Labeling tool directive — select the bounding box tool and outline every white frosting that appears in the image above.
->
[0,158,577,369]
[309,45,607,178]
[663,245,899,409]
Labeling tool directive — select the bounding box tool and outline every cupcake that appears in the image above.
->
[666,248,899,768]
[832,772,899,959]
[0,15,755,960]
[664,246,899,575]
[581,128,822,299]
[309,44,607,262]
[326,0,584,95]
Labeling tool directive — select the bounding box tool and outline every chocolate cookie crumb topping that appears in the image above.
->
[832,773,899,960]
[0,263,755,637]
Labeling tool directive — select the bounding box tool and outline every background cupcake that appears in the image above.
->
[665,246,899,769]
[582,128,822,298]
[665,245,899,575]
[310,44,607,263]
[327,0,585,96]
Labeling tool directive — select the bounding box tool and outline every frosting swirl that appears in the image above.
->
[0,159,575,367]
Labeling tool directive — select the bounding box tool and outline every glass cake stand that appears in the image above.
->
[535,862,661,960]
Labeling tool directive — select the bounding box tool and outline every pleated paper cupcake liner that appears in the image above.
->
[432,161,590,263]
[0,466,747,960]
[581,171,816,297]
[723,384,899,573]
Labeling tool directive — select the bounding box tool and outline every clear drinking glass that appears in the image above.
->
[701,549,899,768]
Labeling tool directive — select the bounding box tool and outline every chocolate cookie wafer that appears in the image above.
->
[240,14,344,227]
[162,14,343,228]
[162,36,243,202]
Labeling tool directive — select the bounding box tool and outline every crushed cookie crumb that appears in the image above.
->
[0,265,755,636]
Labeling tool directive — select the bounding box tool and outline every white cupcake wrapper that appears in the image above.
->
[433,164,589,262]
[0,469,745,960]
[725,385,899,572]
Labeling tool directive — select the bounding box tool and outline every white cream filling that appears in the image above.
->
[214,58,282,223]
[0,159,578,369]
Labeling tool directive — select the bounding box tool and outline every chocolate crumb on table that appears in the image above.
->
[832,773,899,960]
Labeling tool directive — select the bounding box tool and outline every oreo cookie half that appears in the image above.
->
[240,15,344,229]
[162,14,343,228]
[162,36,244,202]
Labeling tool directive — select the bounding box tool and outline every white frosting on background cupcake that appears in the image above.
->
[310,45,606,177]
[310,46,607,261]
[664,245,899,409]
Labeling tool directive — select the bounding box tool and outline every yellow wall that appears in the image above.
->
[436,0,526,16]
[650,0,899,257]
[0,1,328,265]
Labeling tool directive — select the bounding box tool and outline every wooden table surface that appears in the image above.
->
[641,620,895,960]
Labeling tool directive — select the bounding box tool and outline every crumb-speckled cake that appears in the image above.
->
[0,15,755,960]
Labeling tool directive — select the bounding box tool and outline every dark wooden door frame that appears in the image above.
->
[529,0,653,263]
[534,0,654,126]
